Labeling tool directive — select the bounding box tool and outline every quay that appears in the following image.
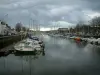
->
[0,35,27,49]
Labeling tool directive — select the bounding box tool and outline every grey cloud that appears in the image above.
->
[0,0,100,28]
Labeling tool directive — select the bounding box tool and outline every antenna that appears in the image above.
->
[2,14,8,22]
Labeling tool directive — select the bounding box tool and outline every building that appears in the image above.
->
[58,28,69,33]
[57,28,69,35]
[0,20,11,36]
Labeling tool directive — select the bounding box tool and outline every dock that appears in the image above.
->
[0,35,27,49]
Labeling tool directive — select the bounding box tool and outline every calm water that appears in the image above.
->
[0,35,100,75]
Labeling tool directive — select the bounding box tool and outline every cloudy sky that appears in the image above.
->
[0,0,100,30]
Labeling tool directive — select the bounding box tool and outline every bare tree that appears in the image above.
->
[90,16,100,35]
[90,17,100,26]
[15,23,22,32]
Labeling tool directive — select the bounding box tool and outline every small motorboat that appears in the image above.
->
[81,38,89,42]
[28,36,39,41]
[74,37,82,41]
[28,36,45,49]
[14,39,43,53]
[69,36,76,39]
[87,37,97,44]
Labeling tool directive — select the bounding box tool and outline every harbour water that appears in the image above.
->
[0,35,100,75]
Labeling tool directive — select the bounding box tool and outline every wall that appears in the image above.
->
[0,35,27,49]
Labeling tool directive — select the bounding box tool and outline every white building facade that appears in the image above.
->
[0,21,10,36]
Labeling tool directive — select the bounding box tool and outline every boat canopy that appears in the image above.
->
[29,36,39,41]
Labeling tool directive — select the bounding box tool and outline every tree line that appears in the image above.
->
[69,16,100,36]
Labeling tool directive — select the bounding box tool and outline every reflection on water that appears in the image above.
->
[0,49,45,59]
[1,35,100,75]
[0,49,45,75]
